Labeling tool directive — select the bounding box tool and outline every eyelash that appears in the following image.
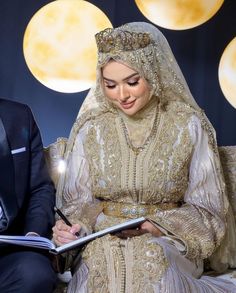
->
[105,80,139,89]
[105,85,116,89]
[128,81,139,86]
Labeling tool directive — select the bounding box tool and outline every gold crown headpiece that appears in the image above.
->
[95,28,151,53]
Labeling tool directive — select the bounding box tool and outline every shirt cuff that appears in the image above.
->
[25,232,40,237]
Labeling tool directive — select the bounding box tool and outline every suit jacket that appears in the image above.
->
[0,98,55,238]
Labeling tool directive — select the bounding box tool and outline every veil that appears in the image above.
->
[77,22,217,148]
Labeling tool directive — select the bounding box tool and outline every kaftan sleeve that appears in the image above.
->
[149,115,229,260]
[57,124,102,234]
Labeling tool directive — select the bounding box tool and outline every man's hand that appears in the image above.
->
[52,220,81,246]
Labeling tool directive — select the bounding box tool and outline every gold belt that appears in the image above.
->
[102,201,179,219]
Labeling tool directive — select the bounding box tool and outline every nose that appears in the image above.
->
[118,85,129,102]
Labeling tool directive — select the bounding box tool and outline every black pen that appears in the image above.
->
[54,206,80,237]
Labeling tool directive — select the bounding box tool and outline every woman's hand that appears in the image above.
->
[140,221,164,237]
[115,220,163,239]
[52,220,81,246]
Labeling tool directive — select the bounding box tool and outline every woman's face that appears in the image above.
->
[102,61,151,116]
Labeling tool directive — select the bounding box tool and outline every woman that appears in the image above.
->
[53,22,236,292]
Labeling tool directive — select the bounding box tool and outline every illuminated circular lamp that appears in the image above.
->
[135,0,224,30]
[23,0,112,93]
[218,38,236,109]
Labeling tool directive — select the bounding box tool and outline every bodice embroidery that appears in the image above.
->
[83,101,194,205]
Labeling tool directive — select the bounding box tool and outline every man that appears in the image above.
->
[0,98,57,292]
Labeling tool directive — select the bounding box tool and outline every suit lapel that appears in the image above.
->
[0,116,18,231]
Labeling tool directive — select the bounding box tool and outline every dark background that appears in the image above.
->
[0,0,235,146]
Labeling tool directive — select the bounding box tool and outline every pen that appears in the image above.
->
[54,206,80,237]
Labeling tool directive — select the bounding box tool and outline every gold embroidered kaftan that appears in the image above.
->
[56,22,236,292]
[58,99,236,292]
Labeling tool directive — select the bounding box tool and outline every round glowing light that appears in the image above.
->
[218,38,236,109]
[57,159,66,174]
[135,0,224,30]
[23,0,112,93]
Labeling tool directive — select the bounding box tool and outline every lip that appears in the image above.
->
[120,100,135,109]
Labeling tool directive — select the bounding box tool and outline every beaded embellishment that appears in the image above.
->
[95,27,152,53]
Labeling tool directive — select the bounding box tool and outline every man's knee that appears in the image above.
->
[17,252,57,291]
[0,251,57,293]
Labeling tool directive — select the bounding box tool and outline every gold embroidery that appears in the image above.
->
[102,201,179,218]
[130,234,168,292]
[82,236,109,293]
[83,102,194,205]
[68,100,225,263]
[82,234,168,293]
[146,101,193,203]
[84,112,122,200]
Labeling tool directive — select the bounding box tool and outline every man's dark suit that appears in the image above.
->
[0,98,57,292]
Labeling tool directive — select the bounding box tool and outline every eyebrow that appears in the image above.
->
[103,72,139,82]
